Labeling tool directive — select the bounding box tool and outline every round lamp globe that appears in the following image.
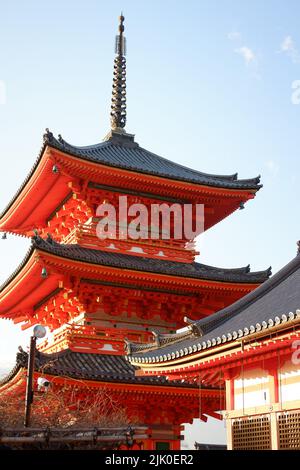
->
[33,325,47,339]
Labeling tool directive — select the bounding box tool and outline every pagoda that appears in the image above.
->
[0,16,270,450]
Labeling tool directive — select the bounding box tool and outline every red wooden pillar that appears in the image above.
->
[224,367,240,410]
[265,358,279,403]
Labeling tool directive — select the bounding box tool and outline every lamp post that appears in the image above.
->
[24,325,47,427]
[125,426,134,448]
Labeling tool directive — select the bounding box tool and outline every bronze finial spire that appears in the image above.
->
[110,14,127,131]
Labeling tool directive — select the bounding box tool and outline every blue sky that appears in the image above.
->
[0,0,300,446]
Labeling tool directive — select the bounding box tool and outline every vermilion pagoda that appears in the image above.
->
[0,16,270,450]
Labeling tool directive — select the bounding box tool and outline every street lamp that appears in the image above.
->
[24,325,47,427]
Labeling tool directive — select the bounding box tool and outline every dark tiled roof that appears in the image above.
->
[47,131,262,190]
[194,442,227,450]
[0,129,261,219]
[128,253,300,362]
[0,349,199,389]
[0,236,271,293]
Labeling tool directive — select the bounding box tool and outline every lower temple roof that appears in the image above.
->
[127,251,300,363]
[0,348,201,389]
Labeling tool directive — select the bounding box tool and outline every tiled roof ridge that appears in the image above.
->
[129,309,300,364]
[34,236,271,282]
[193,254,300,335]
[49,131,262,187]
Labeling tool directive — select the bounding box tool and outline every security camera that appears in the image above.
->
[37,377,51,390]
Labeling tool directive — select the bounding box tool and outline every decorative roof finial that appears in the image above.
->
[110,14,127,132]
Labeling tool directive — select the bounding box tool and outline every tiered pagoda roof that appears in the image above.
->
[20,130,262,193]
[52,133,261,189]
[0,236,271,331]
[0,349,201,388]
[0,128,263,236]
[1,236,271,292]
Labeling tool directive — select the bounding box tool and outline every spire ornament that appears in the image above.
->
[110,14,127,132]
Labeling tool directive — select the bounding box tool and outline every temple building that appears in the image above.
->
[127,247,300,450]
[0,16,270,449]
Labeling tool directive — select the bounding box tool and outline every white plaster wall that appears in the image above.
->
[234,375,269,409]
[279,368,300,402]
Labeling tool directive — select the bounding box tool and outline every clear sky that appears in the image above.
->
[0,0,299,447]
